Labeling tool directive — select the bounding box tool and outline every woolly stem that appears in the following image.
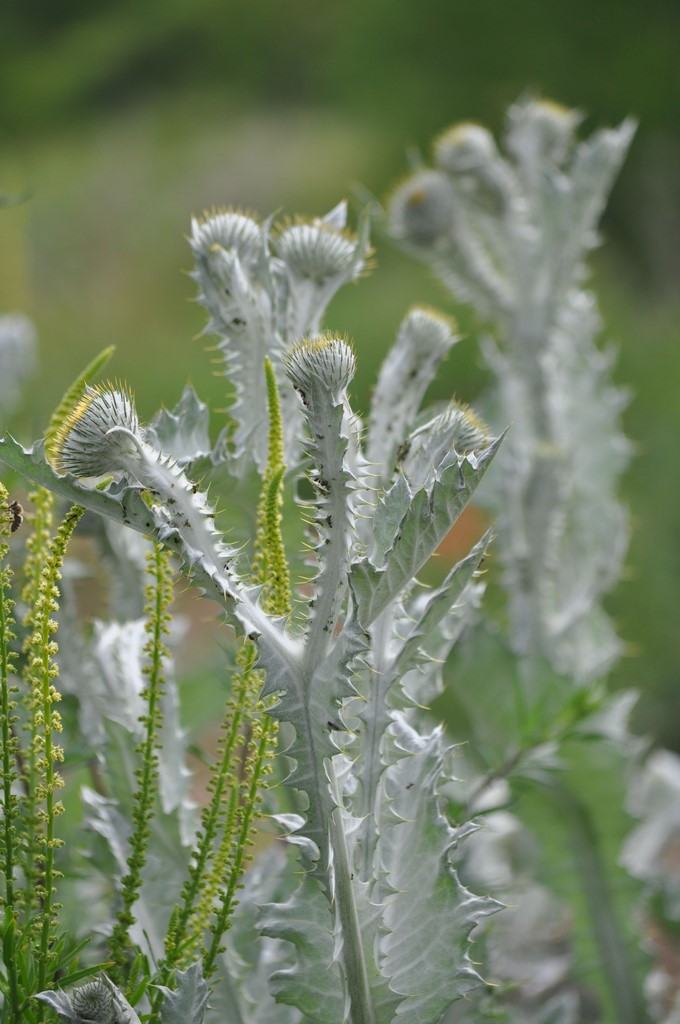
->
[328,761,376,1024]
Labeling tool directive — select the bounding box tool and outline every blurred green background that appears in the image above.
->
[1,0,679,745]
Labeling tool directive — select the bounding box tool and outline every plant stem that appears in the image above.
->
[202,711,274,978]
[551,780,646,1024]
[0,492,21,1023]
[109,541,172,985]
[32,504,84,1020]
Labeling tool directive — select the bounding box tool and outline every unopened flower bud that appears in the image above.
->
[189,208,262,268]
[285,335,356,397]
[388,170,454,247]
[53,384,141,478]
[507,98,581,167]
[274,220,362,285]
[434,123,497,173]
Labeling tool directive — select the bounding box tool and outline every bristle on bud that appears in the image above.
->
[284,335,356,396]
[53,383,141,478]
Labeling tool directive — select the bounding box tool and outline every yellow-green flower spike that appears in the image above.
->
[252,357,291,617]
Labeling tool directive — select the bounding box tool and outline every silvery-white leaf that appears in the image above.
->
[157,961,209,1024]
[35,989,76,1022]
[146,385,213,465]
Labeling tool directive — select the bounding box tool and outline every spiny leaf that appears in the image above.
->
[391,528,492,678]
[350,437,501,627]
[259,873,345,1024]
[378,717,500,1024]
[157,961,209,1024]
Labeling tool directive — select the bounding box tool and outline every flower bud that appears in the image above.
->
[388,170,454,247]
[189,208,262,269]
[434,123,497,174]
[285,335,356,397]
[53,384,141,478]
[72,979,117,1024]
[274,220,362,285]
[506,98,581,167]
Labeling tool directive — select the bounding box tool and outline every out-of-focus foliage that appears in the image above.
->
[1,0,679,291]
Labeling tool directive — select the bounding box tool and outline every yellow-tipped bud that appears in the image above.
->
[284,334,356,396]
[52,383,140,478]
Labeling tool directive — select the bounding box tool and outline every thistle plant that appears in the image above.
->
[1,192,501,1022]
[0,97,669,1024]
[387,97,657,1023]
[389,98,635,678]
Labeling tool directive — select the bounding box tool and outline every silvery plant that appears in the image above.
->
[0,99,675,1024]
[387,97,680,1024]
[1,194,500,1024]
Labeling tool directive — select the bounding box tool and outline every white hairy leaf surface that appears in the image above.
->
[259,873,346,1024]
[146,384,214,465]
[350,437,501,628]
[367,308,459,481]
[377,717,500,1024]
[349,532,489,881]
[157,962,209,1024]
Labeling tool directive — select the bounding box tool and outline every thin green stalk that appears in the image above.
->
[162,643,259,974]
[108,541,173,986]
[20,487,54,894]
[250,357,287,596]
[152,356,291,1016]
[28,503,84,1020]
[0,481,22,1022]
[202,711,275,978]
[551,780,646,1024]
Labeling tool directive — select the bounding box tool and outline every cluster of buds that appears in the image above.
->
[189,203,370,471]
